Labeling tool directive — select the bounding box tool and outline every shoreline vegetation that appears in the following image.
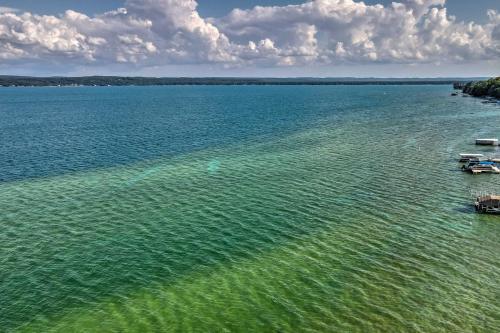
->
[0,76,479,87]
[454,77,500,99]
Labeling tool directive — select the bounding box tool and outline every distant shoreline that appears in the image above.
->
[0,76,479,87]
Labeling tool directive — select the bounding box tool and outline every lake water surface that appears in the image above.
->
[1,85,499,332]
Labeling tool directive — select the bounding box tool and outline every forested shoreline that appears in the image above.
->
[0,76,472,87]
[460,77,500,99]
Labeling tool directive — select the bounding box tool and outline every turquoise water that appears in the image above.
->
[1,86,499,332]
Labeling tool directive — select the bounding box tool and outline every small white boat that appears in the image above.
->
[459,153,484,162]
[489,157,500,163]
[475,138,498,145]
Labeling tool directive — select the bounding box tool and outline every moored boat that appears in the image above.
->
[465,161,500,174]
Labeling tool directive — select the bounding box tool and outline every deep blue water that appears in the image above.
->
[1,86,324,182]
[1,85,425,183]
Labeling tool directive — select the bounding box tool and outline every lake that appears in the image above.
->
[1,85,499,332]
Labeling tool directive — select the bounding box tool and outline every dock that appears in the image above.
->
[475,138,498,145]
[475,195,500,214]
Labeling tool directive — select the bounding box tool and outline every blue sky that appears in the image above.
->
[0,0,498,77]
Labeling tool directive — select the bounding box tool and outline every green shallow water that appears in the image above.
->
[1,86,500,332]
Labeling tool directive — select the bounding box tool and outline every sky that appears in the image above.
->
[0,0,498,77]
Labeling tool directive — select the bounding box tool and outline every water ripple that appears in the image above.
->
[1,86,499,332]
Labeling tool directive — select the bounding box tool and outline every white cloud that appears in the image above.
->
[217,0,500,65]
[0,0,498,70]
[0,6,18,14]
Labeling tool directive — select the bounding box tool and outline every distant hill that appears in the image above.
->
[0,76,480,87]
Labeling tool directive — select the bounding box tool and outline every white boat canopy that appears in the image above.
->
[459,153,484,157]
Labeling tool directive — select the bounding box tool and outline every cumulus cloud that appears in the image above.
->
[0,0,498,69]
[217,0,500,65]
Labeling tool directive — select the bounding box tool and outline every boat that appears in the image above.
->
[462,160,485,169]
[488,156,500,163]
[475,138,498,145]
[459,153,484,162]
[475,195,500,214]
[464,161,500,174]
